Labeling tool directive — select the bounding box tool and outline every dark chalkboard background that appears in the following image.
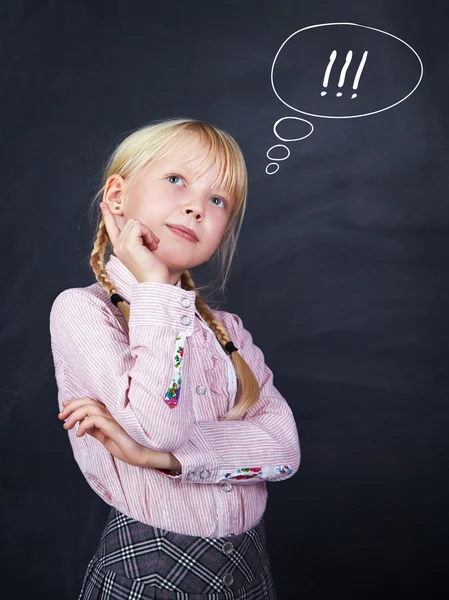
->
[2,0,449,598]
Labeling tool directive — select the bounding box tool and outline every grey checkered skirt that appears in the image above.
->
[78,506,277,599]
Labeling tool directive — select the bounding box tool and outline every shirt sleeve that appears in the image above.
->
[49,282,198,452]
[161,311,301,485]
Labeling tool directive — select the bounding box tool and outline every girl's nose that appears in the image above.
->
[182,196,205,219]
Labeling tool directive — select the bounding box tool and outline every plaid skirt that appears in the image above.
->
[78,506,277,599]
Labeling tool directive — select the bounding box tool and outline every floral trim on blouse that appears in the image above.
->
[164,331,187,408]
[221,465,293,481]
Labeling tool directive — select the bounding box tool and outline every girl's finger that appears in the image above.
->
[100,202,122,247]
[143,229,160,249]
[143,233,158,251]
[116,218,142,250]
[60,397,105,415]
[76,416,145,467]
[143,224,160,245]
[114,213,126,232]
[76,415,108,437]
[62,403,110,429]
[77,416,125,454]
[123,219,159,251]
[62,396,97,407]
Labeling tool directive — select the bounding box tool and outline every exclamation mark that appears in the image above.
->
[351,51,368,98]
[336,51,353,97]
[321,50,337,96]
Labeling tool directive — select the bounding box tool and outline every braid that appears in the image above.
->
[90,218,130,326]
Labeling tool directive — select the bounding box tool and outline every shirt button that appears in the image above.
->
[180,298,191,308]
[222,573,234,586]
[196,385,206,395]
[180,315,191,326]
[200,470,211,479]
[221,541,234,555]
[186,471,195,480]
[222,483,232,492]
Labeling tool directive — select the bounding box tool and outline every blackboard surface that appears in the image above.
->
[2,1,449,598]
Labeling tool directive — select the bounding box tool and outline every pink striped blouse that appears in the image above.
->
[49,254,301,537]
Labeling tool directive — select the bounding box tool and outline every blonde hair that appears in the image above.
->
[88,118,260,421]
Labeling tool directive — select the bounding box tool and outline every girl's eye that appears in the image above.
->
[210,196,225,209]
[167,174,184,186]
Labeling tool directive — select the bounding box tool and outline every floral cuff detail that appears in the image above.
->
[220,465,293,481]
[164,331,187,409]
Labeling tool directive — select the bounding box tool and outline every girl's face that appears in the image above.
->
[103,134,235,283]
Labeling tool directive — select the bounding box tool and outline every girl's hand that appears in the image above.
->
[58,397,154,468]
[100,201,170,284]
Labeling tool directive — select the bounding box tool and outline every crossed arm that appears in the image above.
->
[50,282,301,486]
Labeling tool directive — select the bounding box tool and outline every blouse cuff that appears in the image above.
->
[167,424,220,484]
[129,282,197,336]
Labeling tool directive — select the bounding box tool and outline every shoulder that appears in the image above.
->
[50,282,119,330]
[210,307,269,372]
[211,308,253,345]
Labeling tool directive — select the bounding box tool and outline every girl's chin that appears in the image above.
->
[156,249,208,272]
[166,262,198,272]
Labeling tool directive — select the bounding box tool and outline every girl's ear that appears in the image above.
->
[103,174,125,204]
[103,175,127,214]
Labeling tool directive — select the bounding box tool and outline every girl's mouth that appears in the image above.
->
[167,225,198,243]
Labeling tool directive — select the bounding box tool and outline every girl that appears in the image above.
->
[50,118,300,599]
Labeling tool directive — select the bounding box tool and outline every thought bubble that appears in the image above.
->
[266,22,424,174]
[266,117,314,175]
